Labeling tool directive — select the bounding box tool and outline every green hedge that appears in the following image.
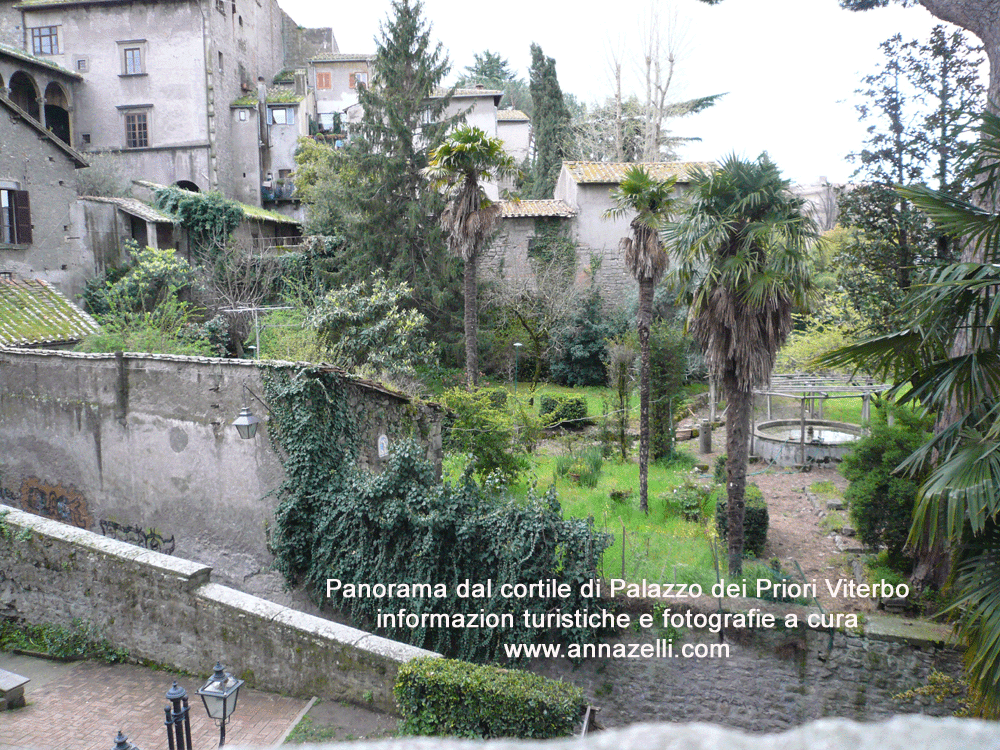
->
[715,483,769,557]
[395,657,586,739]
[539,395,587,427]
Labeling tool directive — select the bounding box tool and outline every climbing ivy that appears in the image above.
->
[153,186,243,261]
[264,367,611,663]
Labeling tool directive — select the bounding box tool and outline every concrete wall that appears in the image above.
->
[0,505,438,712]
[0,349,442,600]
[0,110,90,301]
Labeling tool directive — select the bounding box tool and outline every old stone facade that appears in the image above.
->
[0,348,442,601]
[0,94,90,299]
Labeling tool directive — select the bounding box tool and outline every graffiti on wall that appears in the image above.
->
[16,477,92,529]
[99,519,176,555]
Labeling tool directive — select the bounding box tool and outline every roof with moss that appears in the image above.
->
[0,42,82,79]
[0,277,100,347]
[232,89,305,107]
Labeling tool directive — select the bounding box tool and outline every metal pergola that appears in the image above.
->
[749,374,894,466]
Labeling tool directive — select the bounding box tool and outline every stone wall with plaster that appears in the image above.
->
[0,505,437,712]
[0,348,442,601]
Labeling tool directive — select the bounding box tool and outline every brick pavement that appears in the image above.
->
[0,660,310,750]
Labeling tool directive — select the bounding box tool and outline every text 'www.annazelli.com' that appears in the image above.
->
[502,640,730,660]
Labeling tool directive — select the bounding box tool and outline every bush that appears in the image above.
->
[0,618,129,663]
[549,286,625,387]
[441,388,532,484]
[650,322,687,461]
[663,477,714,523]
[395,657,585,739]
[716,483,769,557]
[842,401,932,566]
[713,454,728,485]
[539,395,587,427]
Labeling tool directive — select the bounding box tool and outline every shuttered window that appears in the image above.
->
[1,190,32,245]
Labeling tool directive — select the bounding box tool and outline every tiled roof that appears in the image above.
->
[562,161,714,184]
[497,110,529,122]
[499,200,575,218]
[0,43,82,79]
[0,277,100,347]
[135,181,300,226]
[428,87,504,99]
[310,53,374,63]
[79,196,172,223]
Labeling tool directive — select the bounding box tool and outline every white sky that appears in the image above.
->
[278,0,961,186]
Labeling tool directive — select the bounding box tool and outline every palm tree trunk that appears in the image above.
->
[638,277,653,514]
[724,370,752,576]
[464,253,479,389]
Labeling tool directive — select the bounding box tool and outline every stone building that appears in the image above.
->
[9,0,333,203]
[0,92,91,298]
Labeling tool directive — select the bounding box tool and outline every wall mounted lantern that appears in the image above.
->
[232,382,263,440]
[197,662,245,747]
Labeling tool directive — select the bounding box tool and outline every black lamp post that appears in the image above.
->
[111,730,139,750]
[197,662,245,748]
[164,681,193,750]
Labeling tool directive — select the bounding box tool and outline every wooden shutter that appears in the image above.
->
[14,190,31,245]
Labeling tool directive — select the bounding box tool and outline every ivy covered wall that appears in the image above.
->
[0,348,441,606]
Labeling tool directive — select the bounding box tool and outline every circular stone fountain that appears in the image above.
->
[753,419,862,467]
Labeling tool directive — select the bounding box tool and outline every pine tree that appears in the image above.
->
[525,44,572,199]
[307,0,465,361]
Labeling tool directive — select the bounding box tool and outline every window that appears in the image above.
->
[124,48,142,74]
[76,57,89,72]
[124,112,149,148]
[0,189,32,245]
[267,106,294,125]
[349,71,368,89]
[81,133,91,144]
[215,0,225,13]
[316,71,332,90]
[30,26,59,55]
[118,40,147,76]
[218,51,224,73]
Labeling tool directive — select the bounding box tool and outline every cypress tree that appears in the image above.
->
[526,43,572,199]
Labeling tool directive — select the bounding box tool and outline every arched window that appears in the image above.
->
[9,71,40,121]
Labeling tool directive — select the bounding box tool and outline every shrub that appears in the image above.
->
[0,618,129,663]
[549,286,625,387]
[716,483,769,557]
[842,401,932,566]
[395,657,585,739]
[664,477,714,523]
[539,395,587,427]
[713,454,728,485]
[649,322,687,461]
[441,387,531,484]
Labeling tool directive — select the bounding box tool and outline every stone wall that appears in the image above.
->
[0,505,438,712]
[0,348,442,603]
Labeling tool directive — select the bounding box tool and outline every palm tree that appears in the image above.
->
[605,166,678,514]
[666,154,814,576]
[425,125,518,388]
[818,111,1000,715]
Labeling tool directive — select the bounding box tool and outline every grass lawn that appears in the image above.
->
[512,452,721,590]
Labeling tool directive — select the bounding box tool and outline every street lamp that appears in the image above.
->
[164,681,192,750]
[232,382,267,440]
[197,662,245,748]
[513,342,523,398]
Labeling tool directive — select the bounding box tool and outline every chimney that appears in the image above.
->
[294,69,307,97]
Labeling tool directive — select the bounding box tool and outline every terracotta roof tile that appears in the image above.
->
[499,200,575,218]
[0,278,100,347]
[497,110,529,122]
[562,161,714,184]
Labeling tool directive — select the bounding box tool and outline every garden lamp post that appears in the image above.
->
[110,730,139,750]
[513,342,523,398]
[197,662,244,748]
[164,682,192,750]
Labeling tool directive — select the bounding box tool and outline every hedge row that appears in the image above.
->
[715,483,769,557]
[395,657,586,739]
[539,395,587,427]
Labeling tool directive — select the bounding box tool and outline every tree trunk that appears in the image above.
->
[724,370,752,576]
[464,253,479,389]
[638,277,653,514]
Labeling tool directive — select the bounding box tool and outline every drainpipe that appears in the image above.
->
[199,0,219,191]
